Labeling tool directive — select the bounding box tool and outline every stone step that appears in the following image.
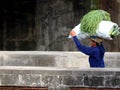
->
[0,51,89,68]
[0,66,119,89]
[0,51,120,68]
[0,51,119,89]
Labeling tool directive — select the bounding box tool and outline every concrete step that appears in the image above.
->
[0,66,119,89]
[0,51,119,89]
[0,51,89,68]
[0,51,120,68]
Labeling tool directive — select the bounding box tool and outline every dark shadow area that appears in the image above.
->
[0,0,36,50]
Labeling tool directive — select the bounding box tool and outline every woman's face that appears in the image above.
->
[89,40,96,47]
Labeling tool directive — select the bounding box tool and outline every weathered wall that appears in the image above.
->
[0,51,120,68]
[0,87,119,90]
[100,0,120,52]
[0,51,119,90]
[36,0,120,51]
[0,0,90,51]
[36,0,88,51]
[0,66,119,90]
[0,0,36,50]
[0,0,120,51]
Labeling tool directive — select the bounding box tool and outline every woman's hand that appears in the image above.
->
[70,31,76,37]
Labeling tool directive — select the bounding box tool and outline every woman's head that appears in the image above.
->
[89,36,103,47]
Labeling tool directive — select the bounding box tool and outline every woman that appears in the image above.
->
[70,31,105,68]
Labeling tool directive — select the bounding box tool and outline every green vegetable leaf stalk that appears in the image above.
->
[80,10,111,35]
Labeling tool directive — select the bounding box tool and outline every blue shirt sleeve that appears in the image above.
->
[73,36,95,56]
[99,43,105,54]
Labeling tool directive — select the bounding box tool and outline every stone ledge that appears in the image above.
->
[0,51,119,89]
[0,66,119,89]
[0,51,120,68]
[0,51,89,68]
[0,66,119,72]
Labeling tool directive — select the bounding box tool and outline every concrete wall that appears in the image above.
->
[0,0,36,50]
[0,51,119,90]
[100,0,120,52]
[0,51,120,68]
[0,0,120,51]
[0,66,119,90]
[0,51,89,68]
[36,0,120,51]
[35,0,86,51]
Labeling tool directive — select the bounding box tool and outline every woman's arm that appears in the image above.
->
[73,36,95,55]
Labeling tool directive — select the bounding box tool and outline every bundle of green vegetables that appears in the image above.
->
[68,10,120,40]
[80,10,111,35]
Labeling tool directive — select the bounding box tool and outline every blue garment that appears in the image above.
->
[73,36,105,68]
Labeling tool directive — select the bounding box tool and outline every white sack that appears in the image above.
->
[68,21,119,40]
[68,24,89,40]
[96,21,119,40]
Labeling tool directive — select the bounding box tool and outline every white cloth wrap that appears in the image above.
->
[68,21,119,40]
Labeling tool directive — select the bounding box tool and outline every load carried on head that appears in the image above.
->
[68,10,120,40]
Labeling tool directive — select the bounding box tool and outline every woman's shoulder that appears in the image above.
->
[91,46,100,52]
